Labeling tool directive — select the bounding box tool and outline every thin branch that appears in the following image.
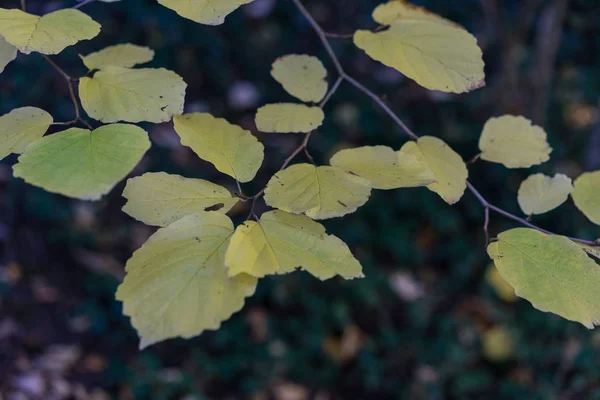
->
[72,0,97,9]
[289,0,599,247]
[483,206,490,247]
[20,0,25,11]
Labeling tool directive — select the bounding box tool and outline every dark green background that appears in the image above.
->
[1,0,600,398]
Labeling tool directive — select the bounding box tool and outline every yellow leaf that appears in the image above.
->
[157,0,254,25]
[116,212,257,348]
[264,163,371,220]
[173,113,264,183]
[572,171,600,225]
[488,228,600,328]
[0,8,100,55]
[0,107,52,160]
[80,44,154,70]
[271,54,328,103]
[485,264,517,302]
[13,124,150,200]
[0,35,17,73]
[479,115,552,168]
[226,210,363,280]
[353,19,484,93]
[255,103,325,133]
[329,143,436,190]
[517,173,573,215]
[403,136,468,204]
[79,67,186,123]
[372,0,459,27]
[122,172,239,227]
[482,326,514,361]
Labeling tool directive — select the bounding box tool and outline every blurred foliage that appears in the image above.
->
[1,0,600,398]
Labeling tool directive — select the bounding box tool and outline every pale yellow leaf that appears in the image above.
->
[255,103,325,133]
[479,115,552,168]
[353,19,484,93]
[173,113,264,183]
[226,210,363,280]
[0,8,100,55]
[116,212,257,348]
[488,228,600,328]
[79,67,186,123]
[482,326,514,361]
[264,163,371,220]
[157,0,254,25]
[485,264,517,302]
[13,124,150,200]
[372,0,459,27]
[402,136,468,204]
[329,143,436,190]
[0,107,52,160]
[0,35,17,73]
[271,54,328,103]
[122,172,239,227]
[80,44,154,70]
[517,173,573,215]
[572,171,600,225]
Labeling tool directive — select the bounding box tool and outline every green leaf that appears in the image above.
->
[122,172,239,227]
[271,54,328,103]
[487,228,600,328]
[329,143,436,190]
[79,67,187,123]
[572,171,600,225]
[0,107,52,160]
[264,163,372,220]
[372,0,459,27]
[479,115,552,168]
[117,212,257,348]
[403,136,468,204]
[0,8,100,55]
[157,0,255,25]
[173,113,264,183]
[80,44,154,70]
[353,19,485,93]
[255,103,325,133]
[517,173,573,215]
[0,35,17,73]
[13,124,150,200]
[226,210,364,280]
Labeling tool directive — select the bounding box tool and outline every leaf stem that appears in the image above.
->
[20,0,26,11]
[72,0,97,9]
[288,0,599,247]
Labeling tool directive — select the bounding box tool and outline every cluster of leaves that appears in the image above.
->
[1,0,599,349]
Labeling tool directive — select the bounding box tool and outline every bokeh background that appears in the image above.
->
[1,0,600,398]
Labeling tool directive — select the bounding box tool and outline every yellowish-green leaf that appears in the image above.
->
[157,0,254,25]
[122,172,239,227]
[271,54,328,103]
[372,0,459,27]
[0,107,52,160]
[517,173,573,215]
[572,171,600,225]
[0,8,100,55]
[264,163,371,220]
[116,212,257,348]
[79,67,186,123]
[485,264,517,302]
[402,136,468,204]
[173,113,264,183]
[13,124,150,200]
[226,210,363,280]
[353,19,485,93]
[329,143,436,190]
[0,35,17,73]
[482,326,514,361]
[479,115,552,168]
[488,228,600,328]
[255,103,325,133]
[80,44,154,70]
